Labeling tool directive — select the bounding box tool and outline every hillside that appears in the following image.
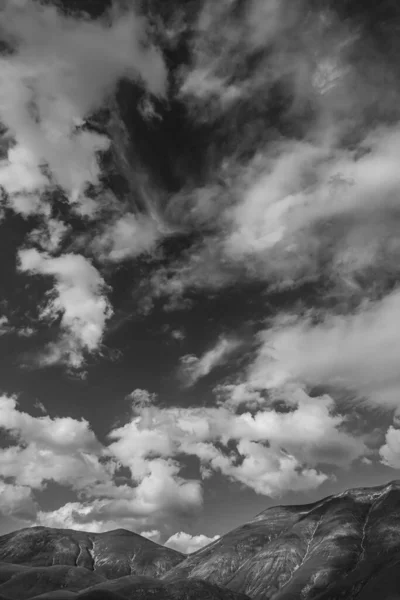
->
[3,481,400,599]
[0,527,184,580]
[164,480,400,600]
[0,564,104,599]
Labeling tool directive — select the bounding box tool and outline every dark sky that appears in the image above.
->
[0,0,400,554]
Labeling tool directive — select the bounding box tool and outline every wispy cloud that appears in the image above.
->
[179,336,241,386]
[0,0,167,372]
[250,288,400,410]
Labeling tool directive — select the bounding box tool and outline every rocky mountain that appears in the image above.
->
[0,527,184,580]
[4,482,400,599]
[0,527,249,599]
[74,574,250,600]
[164,480,400,600]
[0,564,104,600]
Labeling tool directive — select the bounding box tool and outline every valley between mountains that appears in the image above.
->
[1,480,400,600]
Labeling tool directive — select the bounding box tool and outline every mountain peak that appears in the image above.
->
[164,479,400,600]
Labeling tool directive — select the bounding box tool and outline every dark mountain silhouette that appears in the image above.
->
[0,564,103,599]
[0,527,184,580]
[74,574,250,600]
[164,480,400,600]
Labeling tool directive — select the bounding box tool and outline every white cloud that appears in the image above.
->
[0,395,112,491]
[108,383,364,498]
[35,502,139,534]
[0,0,166,216]
[0,315,10,335]
[0,396,99,452]
[179,337,241,386]
[379,426,400,469]
[250,289,400,409]
[165,532,220,554]
[18,249,112,369]
[0,395,203,532]
[92,213,161,263]
[141,529,161,543]
[0,480,37,520]
[0,315,36,338]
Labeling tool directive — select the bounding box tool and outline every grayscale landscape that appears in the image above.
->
[1,0,400,598]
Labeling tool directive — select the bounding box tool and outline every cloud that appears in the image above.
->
[35,502,135,533]
[108,382,365,498]
[0,480,37,520]
[0,1,168,373]
[18,249,113,369]
[140,529,161,543]
[379,427,400,469]
[0,314,36,338]
[0,0,166,215]
[141,0,400,316]
[0,395,112,491]
[250,288,400,409]
[0,315,9,335]
[0,395,203,532]
[165,532,220,554]
[91,213,161,263]
[179,337,241,386]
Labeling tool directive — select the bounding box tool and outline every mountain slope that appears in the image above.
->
[0,565,104,599]
[76,574,251,600]
[164,480,400,600]
[26,575,251,600]
[0,527,184,580]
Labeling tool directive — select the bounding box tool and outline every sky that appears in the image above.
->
[1,0,400,555]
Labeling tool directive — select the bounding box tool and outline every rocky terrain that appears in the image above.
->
[2,481,400,598]
[0,527,184,580]
[164,480,400,600]
[0,528,249,599]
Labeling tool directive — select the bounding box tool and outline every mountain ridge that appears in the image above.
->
[3,480,400,599]
[163,479,400,600]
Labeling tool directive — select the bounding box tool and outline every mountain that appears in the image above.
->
[163,480,400,600]
[4,481,400,599]
[0,527,184,580]
[74,574,250,600]
[0,526,250,599]
[0,564,104,600]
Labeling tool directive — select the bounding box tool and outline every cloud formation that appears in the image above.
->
[18,249,113,369]
[165,532,220,554]
[0,395,203,534]
[108,384,365,498]
[179,336,241,386]
[249,288,400,409]
[0,0,166,212]
[0,0,167,371]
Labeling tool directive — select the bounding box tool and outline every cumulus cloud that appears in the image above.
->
[141,529,162,543]
[35,501,151,534]
[0,395,111,491]
[0,395,203,532]
[0,480,37,520]
[108,382,365,498]
[179,337,241,386]
[165,532,220,554]
[18,249,112,369]
[0,0,166,214]
[379,427,400,469]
